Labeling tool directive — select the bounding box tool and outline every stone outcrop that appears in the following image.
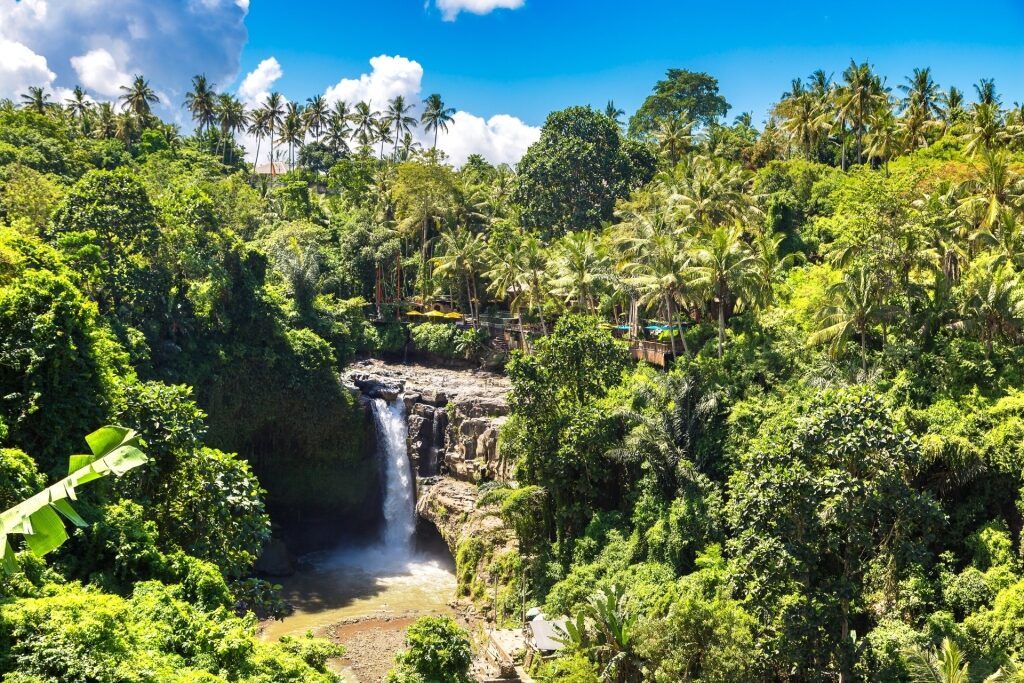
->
[345,359,511,482]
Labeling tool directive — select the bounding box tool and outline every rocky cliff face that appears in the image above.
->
[345,359,511,482]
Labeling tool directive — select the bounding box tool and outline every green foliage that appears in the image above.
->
[1,426,147,574]
[386,616,472,683]
[514,107,653,237]
[628,69,731,137]
[411,322,458,357]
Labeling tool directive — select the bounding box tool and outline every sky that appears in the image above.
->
[2,0,1024,165]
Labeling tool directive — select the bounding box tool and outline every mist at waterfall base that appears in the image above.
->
[261,395,455,641]
[314,397,448,572]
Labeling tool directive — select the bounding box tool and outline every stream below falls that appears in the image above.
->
[261,395,457,645]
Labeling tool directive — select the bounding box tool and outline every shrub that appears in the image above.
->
[386,616,472,683]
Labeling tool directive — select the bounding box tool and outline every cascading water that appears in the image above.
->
[371,396,417,555]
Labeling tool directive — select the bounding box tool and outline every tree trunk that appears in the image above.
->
[664,294,678,358]
[253,137,261,178]
[466,276,477,329]
[717,297,725,358]
[860,327,868,372]
[420,217,429,308]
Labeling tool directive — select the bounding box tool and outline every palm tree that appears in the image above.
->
[550,231,611,314]
[374,118,393,160]
[605,100,625,128]
[958,149,1024,230]
[421,93,455,149]
[385,95,418,160]
[215,94,248,163]
[247,108,271,175]
[303,94,329,142]
[898,67,940,120]
[280,104,304,171]
[93,102,117,139]
[65,86,91,132]
[837,60,887,164]
[260,92,285,176]
[433,227,486,324]
[749,230,803,314]
[19,86,51,114]
[397,132,421,161]
[119,75,159,118]
[975,78,1001,107]
[778,91,827,159]
[622,230,694,358]
[668,155,754,227]
[654,116,694,168]
[866,107,902,176]
[939,86,966,131]
[690,223,758,358]
[957,254,1024,359]
[184,74,217,135]
[350,100,378,147]
[903,638,1004,683]
[327,100,352,153]
[964,103,1008,156]
[808,266,893,372]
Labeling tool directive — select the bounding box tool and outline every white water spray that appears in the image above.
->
[371,396,417,555]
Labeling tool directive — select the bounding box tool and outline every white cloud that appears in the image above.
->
[0,0,248,111]
[435,0,524,21]
[324,55,423,110]
[0,37,56,99]
[238,57,283,106]
[436,112,539,166]
[70,48,132,98]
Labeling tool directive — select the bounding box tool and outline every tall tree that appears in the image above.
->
[691,223,758,357]
[260,92,285,176]
[629,69,730,138]
[303,94,329,142]
[19,87,51,114]
[119,75,159,119]
[385,95,418,160]
[184,74,217,134]
[421,93,455,149]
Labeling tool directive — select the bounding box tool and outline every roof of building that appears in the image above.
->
[527,616,566,652]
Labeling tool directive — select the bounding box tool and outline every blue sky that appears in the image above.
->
[2,0,1023,164]
[238,0,1024,126]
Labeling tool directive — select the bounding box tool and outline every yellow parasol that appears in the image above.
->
[406,310,425,317]
[444,311,464,319]
[425,310,448,318]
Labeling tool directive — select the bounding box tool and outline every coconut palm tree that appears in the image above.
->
[837,60,887,164]
[433,226,486,324]
[19,86,51,114]
[280,104,305,171]
[957,254,1024,359]
[898,67,940,120]
[622,230,694,357]
[964,103,1009,156]
[215,94,248,163]
[654,116,694,168]
[247,108,271,175]
[778,91,827,159]
[325,109,351,156]
[260,92,285,176]
[184,74,217,135]
[866,107,902,176]
[903,638,1005,683]
[119,75,159,118]
[421,93,455,150]
[975,78,1001,107]
[690,223,758,358]
[605,100,625,128]
[939,86,967,131]
[373,118,393,160]
[808,266,893,371]
[668,155,754,228]
[385,95,418,160]
[349,100,378,147]
[93,102,117,139]
[65,86,91,132]
[958,149,1024,230]
[550,231,611,314]
[303,94,328,142]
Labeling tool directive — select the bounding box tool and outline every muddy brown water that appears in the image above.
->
[259,545,458,681]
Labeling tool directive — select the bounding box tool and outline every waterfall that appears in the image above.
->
[371,397,417,555]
